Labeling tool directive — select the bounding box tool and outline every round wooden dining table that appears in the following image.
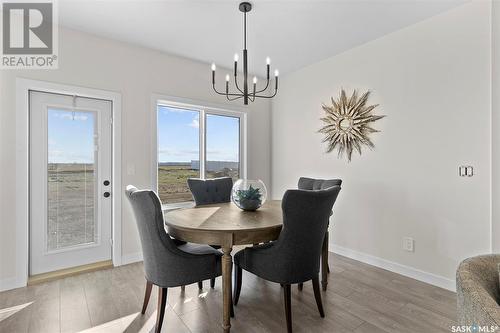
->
[164,200,283,333]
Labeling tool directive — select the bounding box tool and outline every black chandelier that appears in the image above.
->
[211,2,278,105]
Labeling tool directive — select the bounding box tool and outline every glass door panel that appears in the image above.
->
[47,109,98,251]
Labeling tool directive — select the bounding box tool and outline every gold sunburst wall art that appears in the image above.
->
[319,89,385,162]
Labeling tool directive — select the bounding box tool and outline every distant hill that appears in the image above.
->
[158,162,191,166]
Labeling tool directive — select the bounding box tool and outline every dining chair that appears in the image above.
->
[126,186,222,333]
[187,176,233,289]
[297,177,342,291]
[233,186,341,333]
[187,177,233,205]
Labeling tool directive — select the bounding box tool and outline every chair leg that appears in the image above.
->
[312,276,325,318]
[155,287,168,333]
[141,280,153,314]
[210,277,215,289]
[321,231,329,291]
[181,285,185,292]
[230,294,235,318]
[198,281,203,290]
[298,283,303,291]
[283,284,292,333]
[233,265,242,306]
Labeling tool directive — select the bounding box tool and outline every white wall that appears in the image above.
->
[0,28,271,288]
[271,1,491,289]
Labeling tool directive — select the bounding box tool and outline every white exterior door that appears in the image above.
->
[30,91,112,275]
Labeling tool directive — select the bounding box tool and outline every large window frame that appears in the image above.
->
[151,95,247,209]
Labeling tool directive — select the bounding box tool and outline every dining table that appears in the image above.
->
[163,200,283,332]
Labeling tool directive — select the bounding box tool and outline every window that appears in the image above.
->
[157,106,200,204]
[206,114,240,179]
[156,100,245,205]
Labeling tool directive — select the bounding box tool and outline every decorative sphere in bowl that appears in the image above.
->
[231,179,267,211]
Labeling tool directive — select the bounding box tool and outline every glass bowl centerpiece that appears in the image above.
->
[231,179,267,211]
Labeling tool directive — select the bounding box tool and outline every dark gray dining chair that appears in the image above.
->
[187,177,233,205]
[233,186,341,333]
[126,186,222,333]
[187,177,233,288]
[298,177,342,291]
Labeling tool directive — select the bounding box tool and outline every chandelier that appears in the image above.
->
[211,2,279,105]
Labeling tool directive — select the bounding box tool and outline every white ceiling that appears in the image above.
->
[59,0,466,76]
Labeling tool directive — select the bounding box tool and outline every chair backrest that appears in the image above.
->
[187,177,233,206]
[298,177,342,190]
[276,186,341,282]
[125,185,178,284]
[457,254,500,326]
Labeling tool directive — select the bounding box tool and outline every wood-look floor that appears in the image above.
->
[0,253,457,333]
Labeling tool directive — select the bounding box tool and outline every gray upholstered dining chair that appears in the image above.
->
[297,177,342,291]
[233,186,341,333]
[187,177,233,288]
[187,177,233,205]
[126,186,222,333]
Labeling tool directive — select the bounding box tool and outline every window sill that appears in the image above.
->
[162,202,195,212]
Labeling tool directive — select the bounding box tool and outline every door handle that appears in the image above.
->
[103,192,111,198]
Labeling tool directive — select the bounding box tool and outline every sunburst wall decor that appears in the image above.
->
[319,89,384,162]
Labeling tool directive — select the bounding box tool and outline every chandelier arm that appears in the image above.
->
[212,84,244,97]
[255,78,270,94]
[227,95,244,101]
[234,75,244,94]
[253,88,278,99]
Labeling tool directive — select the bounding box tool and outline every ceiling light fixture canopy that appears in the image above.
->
[211,2,278,105]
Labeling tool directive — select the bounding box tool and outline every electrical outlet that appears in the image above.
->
[459,165,474,177]
[402,237,414,252]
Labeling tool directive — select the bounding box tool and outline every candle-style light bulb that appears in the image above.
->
[274,69,279,90]
[266,57,271,65]
[234,53,239,62]
[211,63,216,84]
[226,74,230,82]
[253,76,257,84]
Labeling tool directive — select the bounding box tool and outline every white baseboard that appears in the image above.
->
[0,253,144,292]
[0,276,25,292]
[330,244,456,292]
[121,252,143,265]
[2,247,454,292]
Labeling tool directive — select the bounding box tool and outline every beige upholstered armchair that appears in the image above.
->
[456,254,500,327]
